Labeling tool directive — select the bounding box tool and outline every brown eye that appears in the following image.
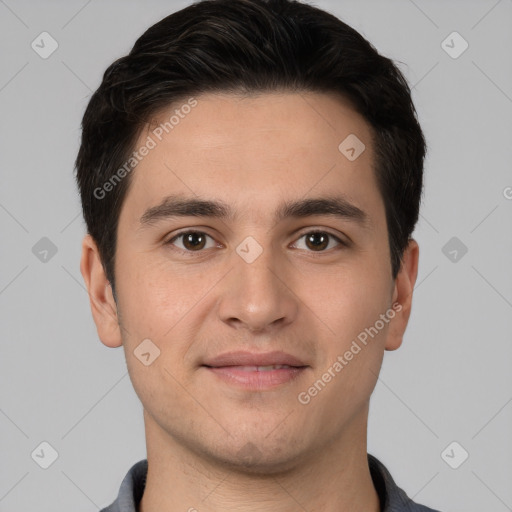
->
[305,232,329,251]
[167,231,215,252]
[182,232,206,250]
[293,230,345,252]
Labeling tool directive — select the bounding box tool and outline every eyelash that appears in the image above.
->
[165,229,347,255]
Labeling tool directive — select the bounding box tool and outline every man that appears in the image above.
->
[77,0,440,510]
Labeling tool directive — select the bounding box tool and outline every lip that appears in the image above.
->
[201,351,309,390]
[202,350,308,368]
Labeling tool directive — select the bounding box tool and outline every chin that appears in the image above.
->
[200,434,309,476]
[216,448,303,476]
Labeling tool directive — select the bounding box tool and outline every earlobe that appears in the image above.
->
[80,234,123,348]
[385,239,419,351]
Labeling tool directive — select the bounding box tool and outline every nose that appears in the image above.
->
[216,244,299,334]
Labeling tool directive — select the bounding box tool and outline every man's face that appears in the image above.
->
[88,92,411,472]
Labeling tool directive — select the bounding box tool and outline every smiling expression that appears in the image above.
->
[84,91,416,473]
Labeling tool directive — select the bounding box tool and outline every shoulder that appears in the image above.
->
[368,454,442,512]
[99,459,148,512]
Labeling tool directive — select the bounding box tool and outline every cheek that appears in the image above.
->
[303,272,390,417]
[115,250,197,334]
[114,252,218,384]
[309,260,392,342]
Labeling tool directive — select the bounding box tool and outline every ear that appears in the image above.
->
[385,238,419,351]
[80,234,123,348]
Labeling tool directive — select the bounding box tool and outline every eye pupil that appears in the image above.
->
[306,232,329,251]
[183,232,206,250]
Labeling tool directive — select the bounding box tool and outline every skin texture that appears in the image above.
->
[81,92,419,512]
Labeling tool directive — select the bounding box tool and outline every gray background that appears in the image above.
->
[1,0,511,510]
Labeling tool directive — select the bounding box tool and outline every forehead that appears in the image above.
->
[121,91,383,226]
[146,91,373,162]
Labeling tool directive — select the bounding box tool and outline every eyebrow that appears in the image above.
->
[139,194,370,229]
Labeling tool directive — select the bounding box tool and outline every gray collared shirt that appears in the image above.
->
[100,454,441,511]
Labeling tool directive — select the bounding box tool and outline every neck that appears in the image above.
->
[139,408,380,512]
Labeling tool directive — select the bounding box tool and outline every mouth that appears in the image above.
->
[201,351,310,390]
[211,364,298,371]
